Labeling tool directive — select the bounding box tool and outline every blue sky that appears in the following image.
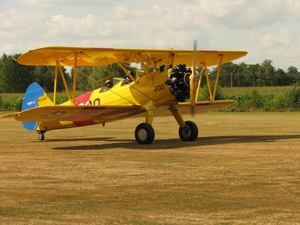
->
[1,0,300,71]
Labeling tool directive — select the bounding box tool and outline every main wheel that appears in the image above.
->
[135,123,155,144]
[179,121,198,141]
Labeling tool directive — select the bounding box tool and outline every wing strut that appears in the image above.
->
[135,54,151,79]
[190,40,198,116]
[195,66,205,101]
[117,62,138,83]
[53,63,58,104]
[213,54,224,100]
[203,63,213,101]
[56,61,72,104]
[200,54,224,102]
[72,52,78,105]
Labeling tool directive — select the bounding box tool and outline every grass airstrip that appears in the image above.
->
[1,112,300,224]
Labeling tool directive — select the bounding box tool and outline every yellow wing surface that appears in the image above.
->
[1,100,236,122]
[1,105,143,122]
[17,46,247,67]
[155,100,236,117]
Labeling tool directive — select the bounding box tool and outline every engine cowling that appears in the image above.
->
[165,64,192,102]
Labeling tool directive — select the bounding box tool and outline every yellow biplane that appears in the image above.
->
[1,43,247,144]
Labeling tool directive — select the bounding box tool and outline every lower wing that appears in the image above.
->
[1,105,143,122]
[1,100,235,122]
[179,100,236,115]
[155,100,236,117]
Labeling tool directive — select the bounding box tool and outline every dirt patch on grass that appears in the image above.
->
[1,112,300,224]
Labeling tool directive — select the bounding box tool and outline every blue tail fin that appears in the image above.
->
[21,82,52,131]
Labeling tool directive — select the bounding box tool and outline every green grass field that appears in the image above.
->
[1,112,300,224]
[221,86,293,95]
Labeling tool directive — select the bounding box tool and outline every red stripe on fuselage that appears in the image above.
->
[75,91,93,105]
[73,91,97,126]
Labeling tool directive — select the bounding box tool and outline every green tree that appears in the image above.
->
[73,62,134,91]
[33,66,70,92]
[257,59,276,86]
[75,66,93,91]
[210,62,241,87]
[274,68,288,86]
[287,66,299,85]
[239,63,261,87]
[0,53,35,92]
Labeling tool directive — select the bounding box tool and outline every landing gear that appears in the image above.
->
[37,131,45,141]
[135,123,155,144]
[179,121,198,141]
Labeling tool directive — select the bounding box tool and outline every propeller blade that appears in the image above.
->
[190,40,197,116]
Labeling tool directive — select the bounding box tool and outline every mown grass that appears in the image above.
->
[1,112,300,224]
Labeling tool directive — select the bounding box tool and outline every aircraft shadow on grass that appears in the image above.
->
[50,134,300,151]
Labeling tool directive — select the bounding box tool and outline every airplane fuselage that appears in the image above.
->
[74,69,174,108]
[37,69,176,131]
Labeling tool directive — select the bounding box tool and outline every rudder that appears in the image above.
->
[21,82,53,131]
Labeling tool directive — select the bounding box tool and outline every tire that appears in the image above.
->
[38,132,45,141]
[135,123,155,144]
[179,121,198,141]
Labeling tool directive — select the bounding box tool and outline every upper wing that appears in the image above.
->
[1,105,144,122]
[17,46,247,67]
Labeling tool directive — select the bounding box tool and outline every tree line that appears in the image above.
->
[208,60,300,87]
[0,53,300,93]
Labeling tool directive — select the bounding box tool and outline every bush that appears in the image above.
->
[2,96,22,111]
[56,95,69,104]
[247,90,272,110]
[223,93,252,111]
[284,86,300,110]
[220,86,300,112]
[199,82,223,101]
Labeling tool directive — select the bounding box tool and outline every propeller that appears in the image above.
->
[190,40,197,116]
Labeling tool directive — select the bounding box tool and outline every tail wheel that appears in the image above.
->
[135,123,155,144]
[179,121,198,141]
[38,131,45,141]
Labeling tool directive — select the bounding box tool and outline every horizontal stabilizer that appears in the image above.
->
[1,112,19,118]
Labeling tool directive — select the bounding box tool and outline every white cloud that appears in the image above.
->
[1,0,300,70]
[18,0,118,7]
[251,28,295,50]
[192,0,300,29]
[1,44,23,55]
[0,9,45,40]
[0,9,44,30]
